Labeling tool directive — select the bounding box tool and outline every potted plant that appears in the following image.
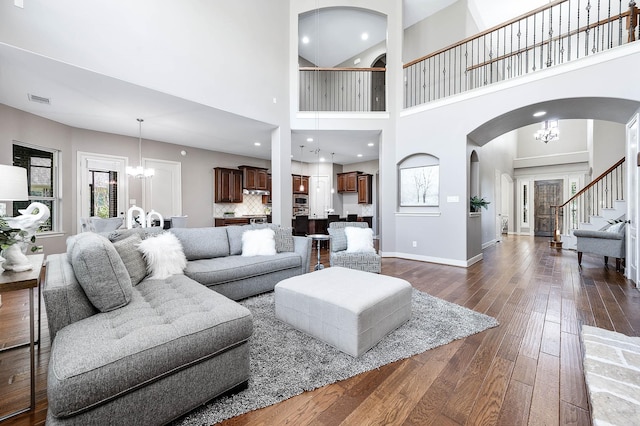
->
[470,196,490,212]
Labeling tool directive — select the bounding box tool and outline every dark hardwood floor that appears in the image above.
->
[1,235,638,425]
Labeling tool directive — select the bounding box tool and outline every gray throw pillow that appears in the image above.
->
[70,232,132,312]
[328,228,347,252]
[170,227,230,260]
[274,227,294,252]
[226,224,253,255]
[113,234,147,286]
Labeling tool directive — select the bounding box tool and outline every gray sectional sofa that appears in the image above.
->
[43,224,312,425]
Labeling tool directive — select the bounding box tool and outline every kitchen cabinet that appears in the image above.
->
[239,166,268,190]
[214,167,243,203]
[214,217,250,227]
[357,174,373,204]
[293,175,310,195]
[262,174,272,204]
[337,171,360,193]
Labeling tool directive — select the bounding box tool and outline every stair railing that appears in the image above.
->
[551,157,626,244]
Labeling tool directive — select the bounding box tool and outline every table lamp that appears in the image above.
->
[0,165,35,271]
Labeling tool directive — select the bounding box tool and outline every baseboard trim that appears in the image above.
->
[380,251,483,268]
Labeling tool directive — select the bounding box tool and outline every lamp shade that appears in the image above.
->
[0,165,28,201]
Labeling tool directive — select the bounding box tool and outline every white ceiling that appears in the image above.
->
[0,1,554,166]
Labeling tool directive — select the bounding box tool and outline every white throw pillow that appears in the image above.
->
[344,227,376,253]
[606,222,624,233]
[242,228,277,256]
[137,232,187,280]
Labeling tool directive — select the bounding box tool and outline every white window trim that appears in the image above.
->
[13,140,62,235]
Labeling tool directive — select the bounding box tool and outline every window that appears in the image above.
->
[90,170,118,218]
[12,143,60,233]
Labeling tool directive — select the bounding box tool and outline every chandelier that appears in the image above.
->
[534,120,559,143]
[126,118,155,178]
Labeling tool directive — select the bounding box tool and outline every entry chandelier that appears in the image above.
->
[534,120,559,143]
[126,118,155,178]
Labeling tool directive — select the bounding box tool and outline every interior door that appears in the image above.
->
[309,175,330,218]
[142,159,182,218]
[370,55,386,112]
[77,152,127,229]
[626,113,639,286]
[534,179,563,237]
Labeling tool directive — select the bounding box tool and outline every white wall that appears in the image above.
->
[0,1,290,127]
[477,131,517,247]
[468,0,547,30]
[403,0,479,63]
[517,120,588,158]
[593,119,626,176]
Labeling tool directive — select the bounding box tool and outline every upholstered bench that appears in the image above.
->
[274,267,412,357]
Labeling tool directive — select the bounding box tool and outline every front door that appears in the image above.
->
[534,179,563,237]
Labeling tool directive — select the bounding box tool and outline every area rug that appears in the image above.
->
[175,289,499,425]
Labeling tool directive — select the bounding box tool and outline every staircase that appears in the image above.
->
[553,158,626,250]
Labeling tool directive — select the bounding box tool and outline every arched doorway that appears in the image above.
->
[371,54,386,111]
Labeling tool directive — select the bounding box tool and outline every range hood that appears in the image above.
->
[243,188,270,195]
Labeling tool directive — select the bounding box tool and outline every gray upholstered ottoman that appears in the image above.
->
[274,267,412,357]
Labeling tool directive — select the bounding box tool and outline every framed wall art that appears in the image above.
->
[400,165,439,206]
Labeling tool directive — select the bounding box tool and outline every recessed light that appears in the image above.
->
[357,154,363,158]
[361,32,369,41]
[254,142,261,146]
[302,36,310,44]
[367,143,374,147]
[533,111,546,117]
[320,157,326,162]
[307,137,314,142]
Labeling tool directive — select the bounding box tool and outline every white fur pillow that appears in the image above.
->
[344,227,376,253]
[242,228,277,256]
[137,232,187,280]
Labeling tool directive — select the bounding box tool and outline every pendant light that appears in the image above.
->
[126,118,155,179]
[299,145,305,192]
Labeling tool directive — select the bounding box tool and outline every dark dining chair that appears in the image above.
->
[294,215,309,236]
[327,214,340,226]
[347,214,358,222]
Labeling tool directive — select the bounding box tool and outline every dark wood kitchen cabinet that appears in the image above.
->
[239,166,268,191]
[292,175,310,195]
[337,171,360,193]
[357,174,373,204]
[262,174,272,204]
[214,167,243,203]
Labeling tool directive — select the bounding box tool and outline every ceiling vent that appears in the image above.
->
[28,94,51,105]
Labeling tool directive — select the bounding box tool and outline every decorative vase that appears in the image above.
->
[1,243,32,272]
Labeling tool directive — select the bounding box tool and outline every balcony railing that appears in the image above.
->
[299,67,386,112]
[404,0,640,108]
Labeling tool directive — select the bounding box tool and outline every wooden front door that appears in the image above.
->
[534,179,563,237]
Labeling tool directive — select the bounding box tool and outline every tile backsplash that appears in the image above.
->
[214,194,269,217]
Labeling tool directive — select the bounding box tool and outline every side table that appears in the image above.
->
[307,234,330,271]
[0,254,44,421]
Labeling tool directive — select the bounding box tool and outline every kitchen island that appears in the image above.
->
[292,216,372,235]
[214,215,270,226]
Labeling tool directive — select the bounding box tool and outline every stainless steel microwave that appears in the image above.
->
[294,195,308,205]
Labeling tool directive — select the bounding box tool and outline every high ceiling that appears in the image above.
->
[0,1,545,165]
